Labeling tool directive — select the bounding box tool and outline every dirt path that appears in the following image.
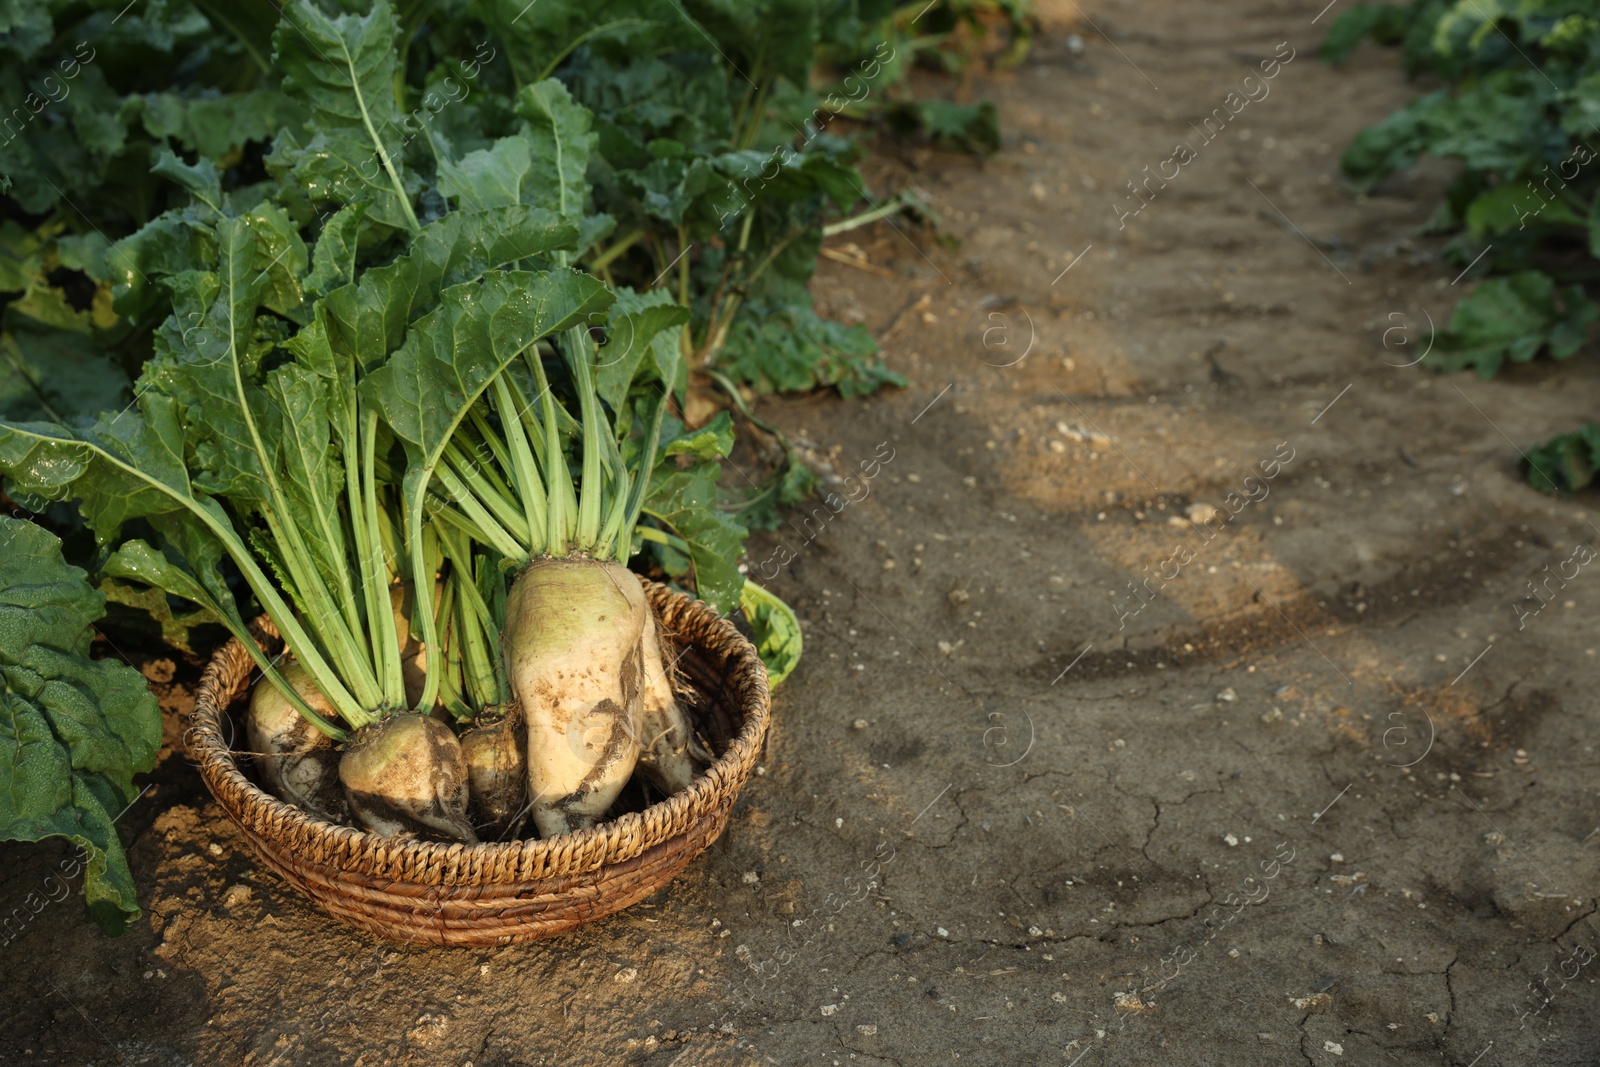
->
[6,2,1600,1064]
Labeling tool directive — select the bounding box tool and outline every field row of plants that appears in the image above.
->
[1322,1,1600,489]
[0,0,1031,932]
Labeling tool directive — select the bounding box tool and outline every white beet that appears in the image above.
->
[338,714,479,841]
[633,608,707,795]
[247,661,348,823]
[503,558,646,838]
[460,710,527,837]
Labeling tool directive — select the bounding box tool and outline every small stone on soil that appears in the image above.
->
[1113,992,1152,1013]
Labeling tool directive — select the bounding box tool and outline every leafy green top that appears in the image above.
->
[0,516,160,933]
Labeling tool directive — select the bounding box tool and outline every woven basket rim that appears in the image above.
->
[189,579,770,885]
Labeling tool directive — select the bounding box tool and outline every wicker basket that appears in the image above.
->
[189,580,770,946]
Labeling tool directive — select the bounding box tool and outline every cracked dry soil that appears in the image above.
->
[5,1,1600,1064]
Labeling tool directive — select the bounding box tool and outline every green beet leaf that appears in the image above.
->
[140,220,277,509]
[643,451,748,615]
[884,99,1001,155]
[719,299,903,397]
[1524,424,1600,493]
[515,79,598,228]
[595,287,691,411]
[0,324,131,425]
[1318,3,1417,65]
[303,203,369,298]
[361,269,614,462]
[474,0,691,88]
[308,206,577,380]
[739,577,802,687]
[150,149,223,213]
[662,411,735,462]
[97,574,229,658]
[0,396,201,545]
[0,517,160,934]
[271,0,419,232]
[680,0,818,86]
[437,135,534,212]
[1427,271,1598,378]
[125,90,299,163]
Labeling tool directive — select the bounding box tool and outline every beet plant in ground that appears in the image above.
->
[1323,3,1600,485]
[0,0,900,432]
[0,0,296,430]
[1523,422,1600,492]
[0,517,160,933]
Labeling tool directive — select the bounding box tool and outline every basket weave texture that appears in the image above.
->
[190,579,771,946]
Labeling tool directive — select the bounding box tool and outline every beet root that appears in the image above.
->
[247,660,349,823]
[461,708,528,838]
[338,713,479,842]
